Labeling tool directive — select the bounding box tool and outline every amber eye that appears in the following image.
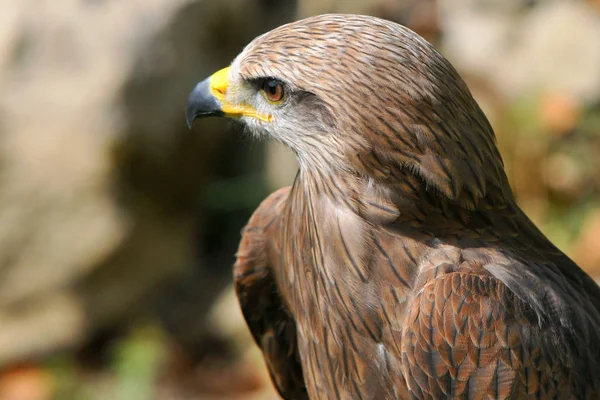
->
[261,79,285,103]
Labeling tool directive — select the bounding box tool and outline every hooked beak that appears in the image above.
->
[185,70,224,128]
[186,67,271,128]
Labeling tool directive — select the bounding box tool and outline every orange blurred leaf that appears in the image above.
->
[0,365,53,400]
[539,92,581,135]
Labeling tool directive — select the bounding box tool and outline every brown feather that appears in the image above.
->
[221,14,600,400]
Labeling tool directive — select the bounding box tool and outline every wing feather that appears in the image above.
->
[401,268,600,399]
[233,186,308,399]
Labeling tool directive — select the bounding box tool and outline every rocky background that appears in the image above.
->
[0,0,598,399]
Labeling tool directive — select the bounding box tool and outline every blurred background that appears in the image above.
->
[0,0,598,399]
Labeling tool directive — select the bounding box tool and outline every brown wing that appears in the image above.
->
[233,186,308,399]
[401,268,599,399]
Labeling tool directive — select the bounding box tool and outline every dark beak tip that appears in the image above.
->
[185,79,222,129]
[185,107,197,130]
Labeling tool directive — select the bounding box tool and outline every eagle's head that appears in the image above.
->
[186,14,509,207]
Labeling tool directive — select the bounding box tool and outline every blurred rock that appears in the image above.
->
[0,0,296,365]
[441,0,600,103]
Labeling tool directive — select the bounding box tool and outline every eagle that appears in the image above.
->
[186,14,600,400]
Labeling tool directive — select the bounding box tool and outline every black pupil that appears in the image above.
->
[266,80,279,95]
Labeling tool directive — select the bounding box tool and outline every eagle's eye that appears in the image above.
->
[261,79,286,104]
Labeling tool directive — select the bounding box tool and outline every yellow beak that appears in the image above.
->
[186,67,271,128]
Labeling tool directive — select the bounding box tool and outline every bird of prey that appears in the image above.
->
[186,14,600,400]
